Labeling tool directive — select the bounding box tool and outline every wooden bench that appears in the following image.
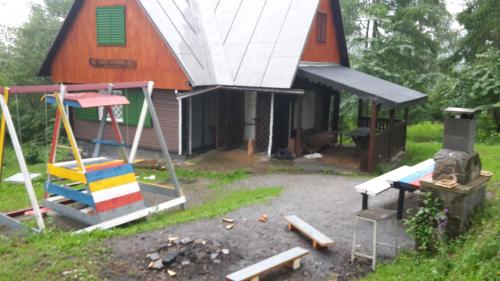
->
[226,247,309,281]
[354,165,411,210]
[285,215,334,249]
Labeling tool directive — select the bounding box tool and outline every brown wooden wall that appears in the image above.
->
[51,0,191,90]
[73,90,179,152]
[301,0,341,63]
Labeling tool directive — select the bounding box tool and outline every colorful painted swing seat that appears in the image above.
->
[46,92,145,218]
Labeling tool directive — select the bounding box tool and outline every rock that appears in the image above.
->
[210,252,219,260]
[194,239,207,245]
[168,236,179,242]
[148,259,164,270]
[162,253,177,266]
[196,251,208,261]
[181,259,191,266]
[181,237,194,245]
[167,269,177,277]
[213,259,221,264]
[221,249,229,255]
[146,252,160,261]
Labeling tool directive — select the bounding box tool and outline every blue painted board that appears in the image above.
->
[85,164,135,183]
[46,183,95,207]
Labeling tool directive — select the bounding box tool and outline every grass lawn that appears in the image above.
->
[362,124,500,281]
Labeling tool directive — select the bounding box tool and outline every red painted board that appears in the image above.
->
[59,93,130,108]
[95,191,144,213]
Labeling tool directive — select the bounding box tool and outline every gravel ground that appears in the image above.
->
[107,174,419,281]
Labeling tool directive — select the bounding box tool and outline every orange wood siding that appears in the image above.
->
[301,0,341,63]
[73,90,179,152]
[51,0,191,90]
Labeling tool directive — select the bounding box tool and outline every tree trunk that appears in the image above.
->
[493,109,500,132]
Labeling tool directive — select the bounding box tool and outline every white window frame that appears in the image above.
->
[98,90,124,123]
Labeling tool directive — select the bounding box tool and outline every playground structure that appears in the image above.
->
[0,81,186,233]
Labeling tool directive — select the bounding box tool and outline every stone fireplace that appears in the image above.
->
[420,108,492,238]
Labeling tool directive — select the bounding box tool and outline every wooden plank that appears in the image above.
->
[0,90,9,180]
[285,215,334,249]
[226,247,309,281]
[86,160,126,172]
[85,164,135,182]
[46,183,95,207]
[95,191,143,213]
[77,196,186,233]
[355,165,411,196]
[88,173,138,192]
[48,164,87,183]
[92,182,141,203]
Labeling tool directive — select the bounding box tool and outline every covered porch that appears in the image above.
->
[294,63,427,172]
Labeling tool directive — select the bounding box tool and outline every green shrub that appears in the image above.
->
[404,192,448,254]
[407,122,443,143]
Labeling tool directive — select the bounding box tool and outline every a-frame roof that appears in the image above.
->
[40,0,349,89]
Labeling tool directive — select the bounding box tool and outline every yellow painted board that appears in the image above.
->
[85,160,124,170]
[48,164,87,184]
[0,89,9,178]
[54,92,85,172]
[89,173,137,192]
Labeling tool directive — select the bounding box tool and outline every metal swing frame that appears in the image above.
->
[0,81,186,233]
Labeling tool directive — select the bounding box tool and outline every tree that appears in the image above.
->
[451,0,500,63]
[434,49,500,133]
[0,0,73,144]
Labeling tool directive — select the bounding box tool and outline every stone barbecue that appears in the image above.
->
[421,107,492,238]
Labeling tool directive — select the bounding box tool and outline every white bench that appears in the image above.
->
[285,215,334,249]
[354,165,411,210]
[226,247,309,281]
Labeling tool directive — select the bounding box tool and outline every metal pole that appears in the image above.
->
[0,94,45,231]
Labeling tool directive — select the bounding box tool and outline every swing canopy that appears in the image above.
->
[46,92,129,108]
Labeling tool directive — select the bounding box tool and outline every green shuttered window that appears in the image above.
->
[96,6,126,46]
[75,90,152,128]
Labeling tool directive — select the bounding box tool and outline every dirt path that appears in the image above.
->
[106,174,418,281]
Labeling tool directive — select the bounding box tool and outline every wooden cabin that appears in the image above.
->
[40,0,426,172]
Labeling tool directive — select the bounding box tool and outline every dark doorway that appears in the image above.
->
[272,95,292,153]
[219,92,244,149]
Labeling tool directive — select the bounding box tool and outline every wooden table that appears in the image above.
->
[387,159,435,219]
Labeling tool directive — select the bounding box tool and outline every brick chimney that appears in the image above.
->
[433,108,482,185]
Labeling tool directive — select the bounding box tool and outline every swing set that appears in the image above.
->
[0,81,186,233]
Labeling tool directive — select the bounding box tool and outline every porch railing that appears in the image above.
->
[360,120,407,170]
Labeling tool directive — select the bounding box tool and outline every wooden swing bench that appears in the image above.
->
[285,215,335,250]
[226,247,309,281]
[0,82,186,233]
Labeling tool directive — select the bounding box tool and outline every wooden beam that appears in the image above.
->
[332,91,340,132]
[367,101,379,172]
[357,99,363,127]
[295,96,304,156]
[0,89,9,183]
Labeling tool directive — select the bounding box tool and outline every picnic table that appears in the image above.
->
[355,159,435,219]
[388,159,434,219]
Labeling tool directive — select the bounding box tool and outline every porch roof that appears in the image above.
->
[298,64,427,108]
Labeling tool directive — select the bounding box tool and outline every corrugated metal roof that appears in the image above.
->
[138,0,319,88]
[298,64,427,108]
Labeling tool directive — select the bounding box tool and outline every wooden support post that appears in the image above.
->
[357,99,363,127]
[388,108,396,159]
[0,94,45,231]
[0,88,9,182]
[367,101,379,172]
[295,96,303,156]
